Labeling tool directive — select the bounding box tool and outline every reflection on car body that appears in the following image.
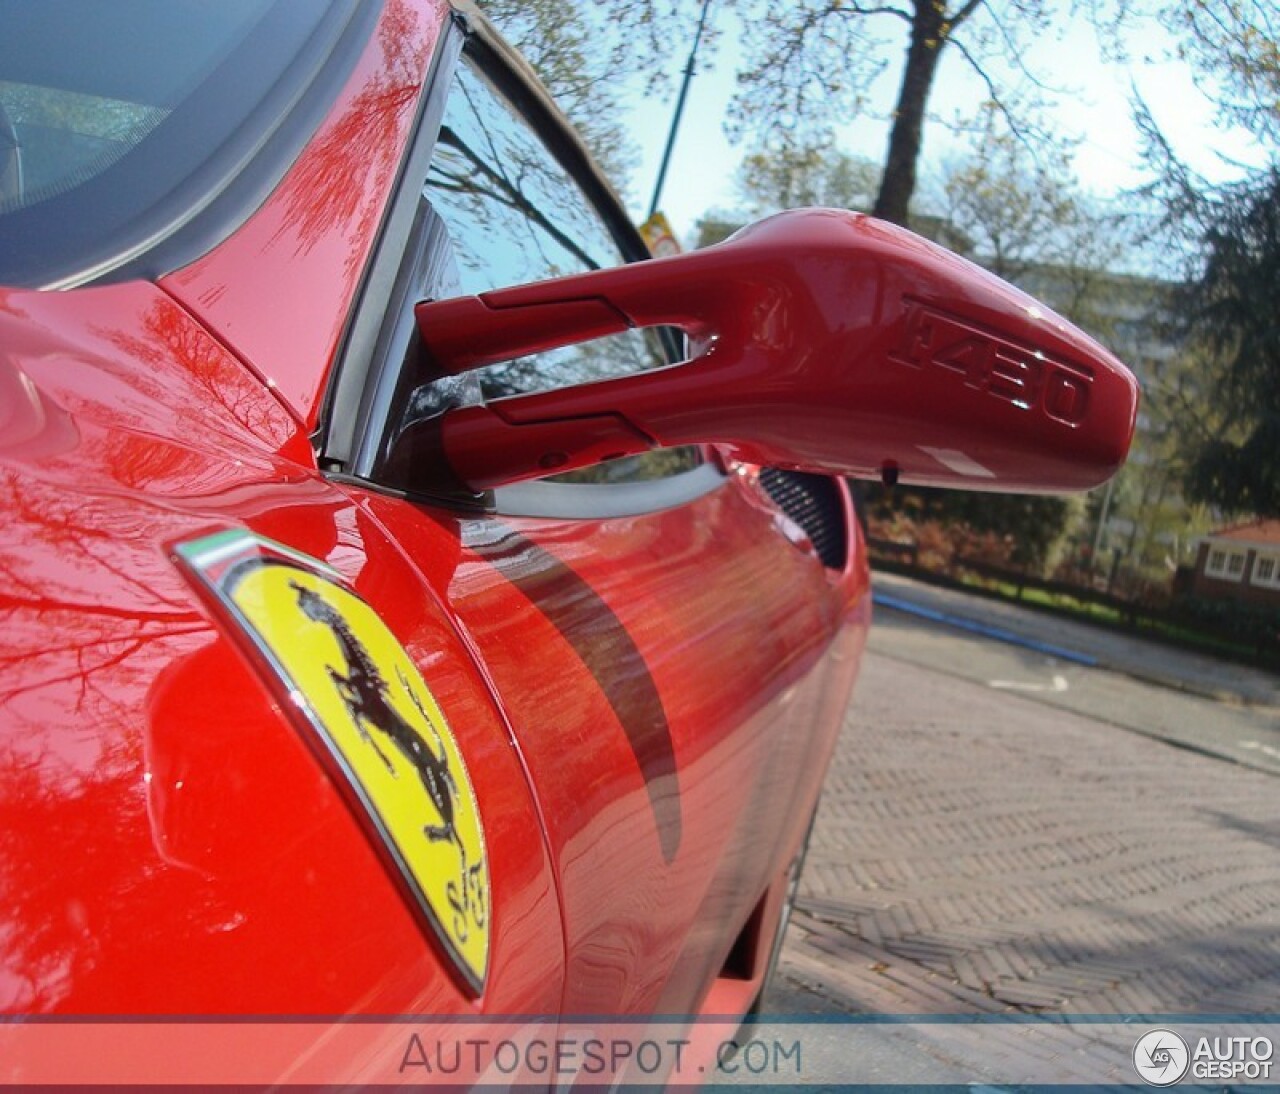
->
[0,0,1136,1084]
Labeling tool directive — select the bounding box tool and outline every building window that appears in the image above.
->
[1206,546,1248,582]
[1252,553,1280,590]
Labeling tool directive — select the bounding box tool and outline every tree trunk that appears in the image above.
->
[873,1,946,225]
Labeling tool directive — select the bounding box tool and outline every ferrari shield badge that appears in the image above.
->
[176,531,490,993]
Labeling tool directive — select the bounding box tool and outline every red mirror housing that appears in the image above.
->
[394,210,1139,494]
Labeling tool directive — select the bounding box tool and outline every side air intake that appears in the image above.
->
[758,469,848,571]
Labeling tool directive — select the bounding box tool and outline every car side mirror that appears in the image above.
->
[386,209,1138,496]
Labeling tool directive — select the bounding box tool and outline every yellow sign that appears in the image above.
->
[177,532,490,993]
[639,211,682,258]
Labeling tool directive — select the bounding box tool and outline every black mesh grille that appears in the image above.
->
[758,469,848,570]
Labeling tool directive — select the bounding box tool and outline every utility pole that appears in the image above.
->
[647,0,713,220]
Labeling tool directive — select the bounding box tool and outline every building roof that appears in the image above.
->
[1209,519,1280,547]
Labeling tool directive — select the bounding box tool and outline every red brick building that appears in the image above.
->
[1191,519,1280,608]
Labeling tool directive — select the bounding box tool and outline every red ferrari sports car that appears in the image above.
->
[0,0,1137,1084]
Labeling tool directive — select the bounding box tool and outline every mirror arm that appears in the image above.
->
[413,295,636,375]
[392,211,1139,496]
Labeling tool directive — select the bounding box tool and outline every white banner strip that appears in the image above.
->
[0,1017,1275,1086]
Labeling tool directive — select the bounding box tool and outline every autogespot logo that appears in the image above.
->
[1133,1030,1191,1086]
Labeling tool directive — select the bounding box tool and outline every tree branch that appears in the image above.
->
[432,126,602,273]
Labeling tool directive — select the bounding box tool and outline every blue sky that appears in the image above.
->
[617,4,1268,243]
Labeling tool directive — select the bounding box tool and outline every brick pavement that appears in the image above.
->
[779,650,1280,1015]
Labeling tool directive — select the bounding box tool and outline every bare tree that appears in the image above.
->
[927,107,1141,297]
[1164,0,1280,144]
[727,0,1066,225]
[481,0,1096,231]
[736,143,881,215]
[479,0,691,178]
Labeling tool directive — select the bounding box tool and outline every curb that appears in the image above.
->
[871,591,1267,709]
[872,592,1099,666]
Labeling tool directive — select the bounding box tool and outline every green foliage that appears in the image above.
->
[1174,168,1280,516]
[1173,593,1280,653]
[690,145,881,248]
[1134,0,1280,517]
[942,491,1086,573]
[867,484,1085,573]
[692,215,740,248]
[736,144,880,216]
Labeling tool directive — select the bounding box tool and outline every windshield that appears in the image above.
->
[0,0,363,288]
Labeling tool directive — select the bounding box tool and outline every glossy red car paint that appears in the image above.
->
[0,0,871,1031]
[412,211,1139,494]
[0,281,864,1020]
[0,0,1134,1083]
[162,0,454,430]
[360,477,869,1017]
[0,281,563,1016]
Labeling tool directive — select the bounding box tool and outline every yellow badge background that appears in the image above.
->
[227,562,490,989]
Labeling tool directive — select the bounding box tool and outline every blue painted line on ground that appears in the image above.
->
[873,591,1100,667]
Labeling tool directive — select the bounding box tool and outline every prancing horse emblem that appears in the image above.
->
[293,581,462,852]
[175,531,490,993]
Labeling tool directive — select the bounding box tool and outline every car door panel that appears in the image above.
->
[361,470,869,1015]
[28,0,866,1023]
[0,0,1142,1081]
